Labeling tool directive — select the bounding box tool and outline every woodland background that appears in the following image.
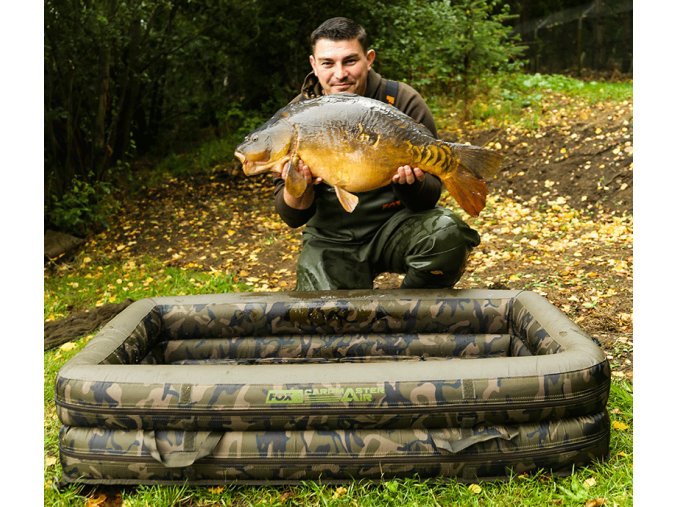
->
[43,0,632,235]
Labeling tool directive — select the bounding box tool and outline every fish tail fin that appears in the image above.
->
[448,142,504,179]
[437,142,503,216]
[439,169,488,216]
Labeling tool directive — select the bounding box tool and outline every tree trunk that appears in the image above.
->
[93,43,111,179]
[108,17,142,164]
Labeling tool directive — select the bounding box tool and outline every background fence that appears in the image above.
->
[512,0,632,76]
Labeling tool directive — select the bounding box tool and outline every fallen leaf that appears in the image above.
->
[585,498,606,507]
[59,342,77,351]
[85,493,107,507]
[333,486,348,498]
[612,421,629,431]
[468,483,482,494]
[208,486,224,494]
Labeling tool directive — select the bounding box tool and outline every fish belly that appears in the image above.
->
[298,134,406,192]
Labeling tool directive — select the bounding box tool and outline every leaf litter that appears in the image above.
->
[46,96,632,378]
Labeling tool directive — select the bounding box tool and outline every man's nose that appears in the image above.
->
[334,64,349,79]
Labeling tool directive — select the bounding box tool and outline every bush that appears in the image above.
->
[47,173,120,237]
[372,0,525,100]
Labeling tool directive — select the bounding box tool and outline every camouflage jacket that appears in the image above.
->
[274,70,444,243]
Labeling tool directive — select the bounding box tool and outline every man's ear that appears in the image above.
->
[309,55,317,75]
[366,49,376,69]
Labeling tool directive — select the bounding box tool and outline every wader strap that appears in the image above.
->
[384,79,399,105]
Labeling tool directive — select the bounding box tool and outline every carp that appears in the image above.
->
[234,93,503,216]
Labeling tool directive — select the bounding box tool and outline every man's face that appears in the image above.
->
[309,38,376,96]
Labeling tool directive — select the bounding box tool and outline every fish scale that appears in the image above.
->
[235,94,503,216]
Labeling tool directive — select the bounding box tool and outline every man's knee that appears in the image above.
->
[401,210,479,288]
[407,212,479,265]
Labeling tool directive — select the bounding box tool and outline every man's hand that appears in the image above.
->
[282,158,323,209]
[392,165,425,185]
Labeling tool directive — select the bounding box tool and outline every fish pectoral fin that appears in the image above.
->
[335,186,359,213]
[284,157,307,198]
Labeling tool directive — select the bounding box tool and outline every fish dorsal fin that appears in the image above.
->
[335,186,359,213]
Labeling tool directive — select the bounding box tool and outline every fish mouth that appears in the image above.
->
[234,151,288,176]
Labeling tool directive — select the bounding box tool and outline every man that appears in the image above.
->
[274,17,480,291]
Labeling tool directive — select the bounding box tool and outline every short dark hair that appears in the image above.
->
[310,17,369,54]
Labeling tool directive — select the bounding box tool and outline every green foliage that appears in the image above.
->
[372,0,525,100]
[46,173,120,236]
[45,0,527,234]
[155,137,236,178]
[152,105,269,181]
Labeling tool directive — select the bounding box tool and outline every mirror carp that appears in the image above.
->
[234,94,503,216]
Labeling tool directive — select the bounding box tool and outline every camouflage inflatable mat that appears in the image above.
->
[55,289,610,484]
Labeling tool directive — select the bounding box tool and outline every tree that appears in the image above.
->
[44,0,525,234]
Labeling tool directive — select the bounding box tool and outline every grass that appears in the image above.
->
[43,72,633,506]
[428,72,633,133]
[44,255,247,321]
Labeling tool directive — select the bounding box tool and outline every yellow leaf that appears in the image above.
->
[333,486,348,499]
[208,486,225,494]
[85,493,107,507]
[612,421,629,431]
[584,498,606,507]
[468,484,482,494]
[59,342,77,351]
[584,477,597,489]
[45,456,57,467]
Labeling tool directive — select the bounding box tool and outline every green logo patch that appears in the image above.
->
[265,386,385,404]
[266,389,305,404]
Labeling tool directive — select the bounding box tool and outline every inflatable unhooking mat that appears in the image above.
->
[55,289,610,485]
